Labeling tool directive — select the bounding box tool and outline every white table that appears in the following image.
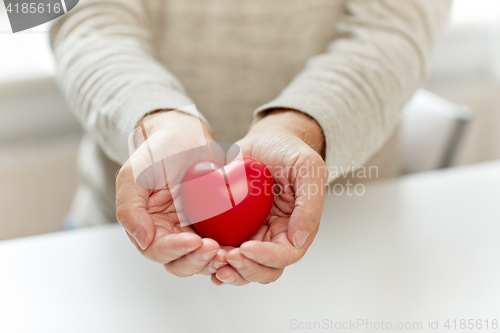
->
[1,161,500,333]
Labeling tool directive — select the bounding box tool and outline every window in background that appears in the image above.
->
[426,0,500,166]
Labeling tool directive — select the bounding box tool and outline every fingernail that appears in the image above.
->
[220,275,235,284]
[240,249,255,259]
[133,230,148,250]
[293,230,309,250]
[227,259,243,269]
[201,249,218,260]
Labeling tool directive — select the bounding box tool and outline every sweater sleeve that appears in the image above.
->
[50,0,200,164]
[254,0,452,178]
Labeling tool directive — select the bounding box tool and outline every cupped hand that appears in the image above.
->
[116,110,228,277]
[212,110,328,286]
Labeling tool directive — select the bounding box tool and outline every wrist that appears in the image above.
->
[135,109,214,147]
[249,109,325,157]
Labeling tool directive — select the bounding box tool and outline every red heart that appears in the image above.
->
[181,157,274,246]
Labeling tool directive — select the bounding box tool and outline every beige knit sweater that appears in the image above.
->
[51,0,451,225]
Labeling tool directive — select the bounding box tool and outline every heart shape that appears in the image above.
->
[181,157,274,246]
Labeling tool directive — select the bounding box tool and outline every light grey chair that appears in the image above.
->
[401,89,473,174]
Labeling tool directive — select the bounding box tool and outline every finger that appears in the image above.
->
[144,232,203,264]
[164,238,219,277]
[116,160,155,250]
[226,249,283,284]
[239,234,293,268]
[199,248,228,276]
[215,265,249,286]
[210,274,224,286]
[250,224,269,241]
[287,155,327,249]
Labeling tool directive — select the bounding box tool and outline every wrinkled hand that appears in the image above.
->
[212,110,328,286]
[116,110,228,277]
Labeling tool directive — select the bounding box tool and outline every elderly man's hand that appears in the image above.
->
[211,110,328,286]
[116,110,228,278]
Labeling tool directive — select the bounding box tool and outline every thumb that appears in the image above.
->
[116,160,155,250]
[287,157,327,250]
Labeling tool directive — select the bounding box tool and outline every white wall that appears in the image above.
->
[0,5,81,239]
[429,0,500,81]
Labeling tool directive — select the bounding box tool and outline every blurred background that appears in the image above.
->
[1,0,499,241]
